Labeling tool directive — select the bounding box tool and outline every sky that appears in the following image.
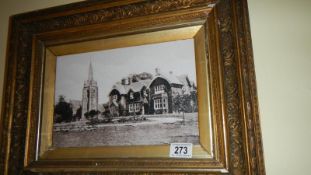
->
[55,39,197,104]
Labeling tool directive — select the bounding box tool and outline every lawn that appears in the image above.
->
[53,113,199,147]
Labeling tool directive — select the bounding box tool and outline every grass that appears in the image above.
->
[53,113,199,147]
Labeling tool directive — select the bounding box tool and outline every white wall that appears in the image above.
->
[0,0,84,116]
[248,0,311,174]
[0,0,310,174]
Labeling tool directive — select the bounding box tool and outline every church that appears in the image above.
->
[81,62,98,121]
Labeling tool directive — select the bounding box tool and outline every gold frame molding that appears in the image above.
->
[0,0,265,174]
[40,26,211,160]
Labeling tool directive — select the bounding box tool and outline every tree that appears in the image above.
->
[102,110,113,123]
[73,106,82,121]
[84,109,100,120]
[190,91,198,112]
[172,94,195,113]
[54,95,73,123]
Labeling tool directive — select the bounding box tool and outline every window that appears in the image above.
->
[154,98,168,110]
[163,98,166,108]
[130,92,134,99]
[91,89,96,98]
[129,104,134,112]
[154,99,162,109]
[154,85,164,94]
[134,103,140,112]
[129,103,140,112]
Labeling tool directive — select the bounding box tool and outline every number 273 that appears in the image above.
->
[174,146,188,154]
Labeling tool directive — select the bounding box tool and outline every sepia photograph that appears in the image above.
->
[52,39,199,147]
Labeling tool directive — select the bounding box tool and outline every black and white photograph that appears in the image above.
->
[52,39,199,147]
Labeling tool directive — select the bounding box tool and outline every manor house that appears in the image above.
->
[108,68,197,116]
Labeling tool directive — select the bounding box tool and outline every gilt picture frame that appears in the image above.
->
[0,0,265,174]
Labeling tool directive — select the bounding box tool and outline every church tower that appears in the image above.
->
[81,62,98,121]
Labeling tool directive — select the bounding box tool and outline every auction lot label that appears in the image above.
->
[169,143,192,158]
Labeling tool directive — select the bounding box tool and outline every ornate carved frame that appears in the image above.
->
[0,0,265,174]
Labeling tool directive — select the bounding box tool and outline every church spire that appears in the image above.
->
[82,60,98,122]
[88,61,93,81]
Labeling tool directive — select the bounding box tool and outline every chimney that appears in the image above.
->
[155,68,160,75]
[128,77,132,84]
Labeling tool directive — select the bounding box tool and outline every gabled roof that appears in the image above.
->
[150,73,183,86]
[109,71,196,96]
[111,79,151,95]
[162,73,183,85]
[128,79,150,92]
[111,83,127,94]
